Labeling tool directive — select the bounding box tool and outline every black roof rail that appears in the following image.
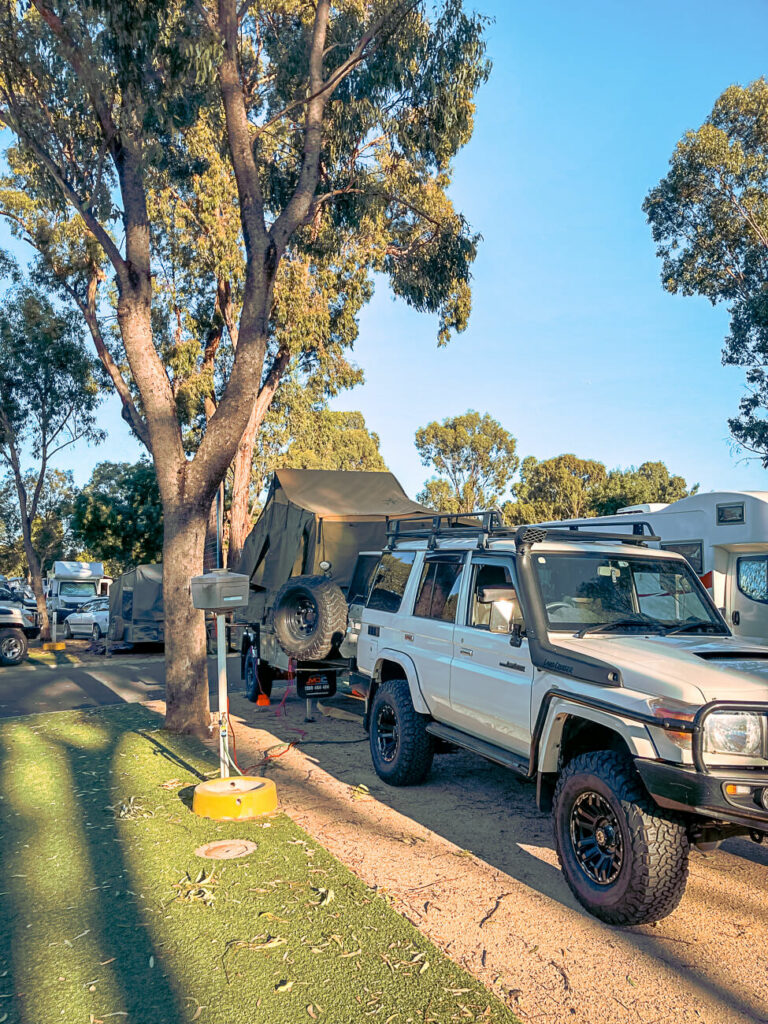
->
[385,511,660,551]
[537,518,655,537]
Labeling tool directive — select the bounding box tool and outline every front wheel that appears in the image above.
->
[553,750,689,926]
[369,680,434,786]
[0,628,28,666]
[63,620,72,640]
[92,623,102,640]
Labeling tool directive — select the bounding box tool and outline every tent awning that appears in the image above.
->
[273,469,430,518]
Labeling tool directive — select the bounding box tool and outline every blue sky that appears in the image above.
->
[16,0,768,501]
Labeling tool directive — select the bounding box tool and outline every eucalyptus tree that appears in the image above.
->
[644,79,768,462]
[0,288,103,636]
[416,411,518,513]
[0,0,489,733]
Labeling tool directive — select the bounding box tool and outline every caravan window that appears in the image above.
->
[367,551,416,613]
[737,556,768,604]
[717,503,745,525]
[660,541,703,574]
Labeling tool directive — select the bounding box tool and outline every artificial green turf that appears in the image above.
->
[0,705,518,1024]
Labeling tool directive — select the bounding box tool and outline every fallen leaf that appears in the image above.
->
[307,1005,317,1019]
[191,1007,203,1021]
[160,779,182,790]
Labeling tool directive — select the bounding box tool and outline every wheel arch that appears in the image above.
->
[364,650,430,728]
[536,700,657,811]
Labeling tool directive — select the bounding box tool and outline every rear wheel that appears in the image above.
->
[0,628,27,666]
[369,680,434,786]
[553,750,689,926]
[244,649,274,702]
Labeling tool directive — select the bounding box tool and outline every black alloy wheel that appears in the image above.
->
[569,790,624,885]
[374,703,399,763]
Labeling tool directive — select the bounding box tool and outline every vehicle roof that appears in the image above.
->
[389,536,687,560]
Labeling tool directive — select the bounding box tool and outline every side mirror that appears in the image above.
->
[509,623,524,648]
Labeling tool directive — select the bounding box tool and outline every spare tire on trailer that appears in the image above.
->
[273,575,348,661]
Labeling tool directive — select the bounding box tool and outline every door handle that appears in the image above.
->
[732,610,741,626]
[459,648,473,657]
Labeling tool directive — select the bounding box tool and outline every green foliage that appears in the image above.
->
[504,454,607,523]
[0,468,78,577]
[415,411,519,513]
[69,460,164,575]
[591,461,695,517]
[503,455,694,524]
[644,78,768,463]
[250,376,387,511]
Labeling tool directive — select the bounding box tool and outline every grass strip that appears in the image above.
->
[0,704,518,1024]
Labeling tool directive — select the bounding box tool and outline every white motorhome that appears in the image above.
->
[46,561,105,621]
[544,491,768,639]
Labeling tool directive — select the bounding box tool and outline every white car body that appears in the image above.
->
[65,597,110,638]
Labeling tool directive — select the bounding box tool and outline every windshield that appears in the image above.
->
[60,581,97,598]
[535,552,725,634]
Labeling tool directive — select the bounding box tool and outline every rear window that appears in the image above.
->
[367,551,416,613]
[348,554,380,605]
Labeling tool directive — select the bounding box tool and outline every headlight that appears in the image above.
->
[704,713,764,757]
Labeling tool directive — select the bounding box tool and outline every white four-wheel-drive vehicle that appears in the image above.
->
[0,592,41,665]
[342,512,768,926]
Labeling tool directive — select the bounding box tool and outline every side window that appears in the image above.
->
[468,561,523,634]
[737,556,768,604]
[367,551,416,613]
[413,557,463,622]
[660,541,703,575]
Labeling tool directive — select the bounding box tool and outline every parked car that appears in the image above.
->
[64,597,110,640]
[0,599,40,665]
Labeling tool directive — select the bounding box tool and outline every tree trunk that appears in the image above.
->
[22,534,50,641]
[227,409,258,570]
[161,502,211,737]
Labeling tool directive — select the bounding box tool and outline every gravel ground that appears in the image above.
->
[218,688,768,1024]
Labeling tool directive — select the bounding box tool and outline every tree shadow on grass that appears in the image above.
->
[0,705,187,1024]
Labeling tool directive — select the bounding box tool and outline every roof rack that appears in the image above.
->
[386,511,659,551]
[538,518,655,537]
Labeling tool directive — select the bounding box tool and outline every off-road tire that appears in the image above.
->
[369,680,434,786]
[553,750,689,926]
[273,575,347,661]
[244,649,274,702]
[0,628,27,666]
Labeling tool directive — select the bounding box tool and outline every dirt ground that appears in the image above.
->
[172,688,768,1024]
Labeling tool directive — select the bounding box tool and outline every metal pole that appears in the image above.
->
[52,610,57,645]
[216,612,229,778]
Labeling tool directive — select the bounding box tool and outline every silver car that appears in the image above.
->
[64,598,110,640]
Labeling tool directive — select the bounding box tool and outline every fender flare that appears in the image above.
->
[536,695,658,774]
[369,649,430,715]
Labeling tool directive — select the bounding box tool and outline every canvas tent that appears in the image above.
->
[237,469,431,625]
[108,564,164,644]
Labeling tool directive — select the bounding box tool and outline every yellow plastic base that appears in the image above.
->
[43,642,66,651]
[192,776,277,821]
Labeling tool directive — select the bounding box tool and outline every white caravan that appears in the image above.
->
[46,561,105,622]
[543,491,768,639]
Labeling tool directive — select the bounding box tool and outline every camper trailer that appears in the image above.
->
[542,491,768,639]
[235,469,430,696]
[108,564,164,644]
